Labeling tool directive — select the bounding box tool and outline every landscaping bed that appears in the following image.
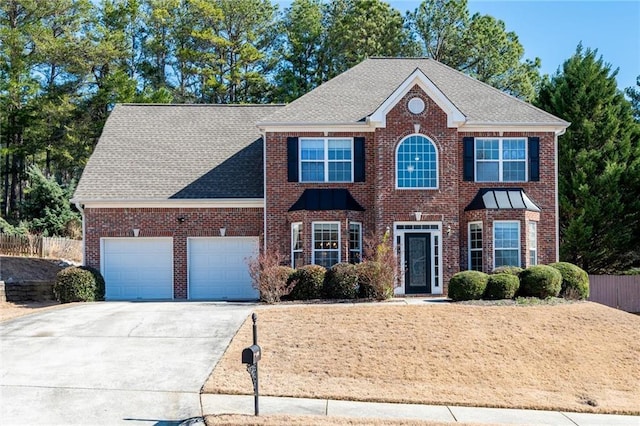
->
[204,302,640,415]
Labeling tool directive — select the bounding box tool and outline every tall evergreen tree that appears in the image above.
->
[274,0,326,102]
[536,45,640,272]
[409,0,541,100]
[324,0,418,78]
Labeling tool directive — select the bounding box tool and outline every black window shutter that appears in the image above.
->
[463,137,474,181]
[287,137,299,182]
[354,137,365,182]
[528,137,540,181]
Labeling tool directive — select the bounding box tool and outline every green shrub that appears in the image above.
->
[323,263,358,299]
[491,266,524,276]
[53,267,97,303]
[518,265,562,298]
[356,261,394,300]
[79,265,106,301]
[288,265,325,300]
[549,262,589,300]
[484,273,520,300]
[448,270,489,301]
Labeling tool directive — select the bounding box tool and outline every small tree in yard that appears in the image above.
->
[358,229,398,300]
[247,249,295,304]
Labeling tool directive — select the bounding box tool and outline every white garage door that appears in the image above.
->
[102,238,173,300]
[188,237,258,300]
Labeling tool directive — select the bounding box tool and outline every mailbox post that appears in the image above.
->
[241,313,261,416]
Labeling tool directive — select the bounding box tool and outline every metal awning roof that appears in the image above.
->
[464,188,540,212]
[289,189,365,212]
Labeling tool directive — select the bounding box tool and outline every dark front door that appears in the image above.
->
[405,233,431,294]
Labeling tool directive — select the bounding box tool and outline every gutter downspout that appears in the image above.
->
[260,129,267,252]
[74,201,85,265]
[554,128,567,262]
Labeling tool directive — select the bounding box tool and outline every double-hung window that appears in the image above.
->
[494,221,520,268]
[313,222,340,268]
[468,222,483,271]
[348,222,362,264]
[300,138,353,182]
[529,222,538,266]
[291,222,303,268]
[476,138,526,182]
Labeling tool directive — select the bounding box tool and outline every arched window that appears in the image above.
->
[396,134,438,189]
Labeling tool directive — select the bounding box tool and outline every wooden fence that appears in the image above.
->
[0,234,82,263]
[589,275,640,313]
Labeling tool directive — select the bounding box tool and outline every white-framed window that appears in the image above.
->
[396,134,438,189]
[348,222,362,264]
[529,221,538,266]
[475,138,526,182]
[493,221,521,268]
[468,222,483,271]
[291,222,303,268]
[300,138,353,182]
[312,222,340,268]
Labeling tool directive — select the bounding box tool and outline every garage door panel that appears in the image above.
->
[188,237,258,300]
[102,238,173,300]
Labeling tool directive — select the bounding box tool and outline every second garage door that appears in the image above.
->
[188,237,259,300]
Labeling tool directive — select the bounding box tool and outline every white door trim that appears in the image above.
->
[393,222,443,295]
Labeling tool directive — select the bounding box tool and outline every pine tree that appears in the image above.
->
[536,45,640,272]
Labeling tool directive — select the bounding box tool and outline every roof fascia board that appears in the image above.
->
[369,68,466,128]
[75,199,264,209]
[460,123,570,135]
[258,123,375,133]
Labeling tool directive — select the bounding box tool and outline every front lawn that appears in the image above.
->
[204,302,640,414]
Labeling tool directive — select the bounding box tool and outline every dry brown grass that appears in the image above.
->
[205,414,483,426]
[204,302,640,415]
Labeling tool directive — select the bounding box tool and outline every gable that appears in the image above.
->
[368,68,465,128]
[259,58,569,133]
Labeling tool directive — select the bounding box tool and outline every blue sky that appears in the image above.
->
[389,0,639,90]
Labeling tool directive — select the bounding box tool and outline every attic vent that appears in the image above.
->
[408,97,425,115]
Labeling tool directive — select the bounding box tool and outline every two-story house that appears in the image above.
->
[72,58,569,300]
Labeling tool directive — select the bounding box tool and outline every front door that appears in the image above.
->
[404,233,431,294]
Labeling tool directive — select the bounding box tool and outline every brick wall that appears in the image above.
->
[264,84,558,295]
[84,207,262,299]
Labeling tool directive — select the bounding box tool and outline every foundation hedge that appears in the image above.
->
[448,270,489,301]
[518,265,562,298]
[549,262,589,300]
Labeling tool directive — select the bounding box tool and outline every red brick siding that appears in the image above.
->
[264,85,558,295]
[84,207,262,299]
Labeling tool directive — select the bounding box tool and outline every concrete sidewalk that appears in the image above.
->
[202,394,640,425]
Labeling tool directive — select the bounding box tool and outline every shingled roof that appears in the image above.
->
[73,104,283,201]
[259,58,568,126]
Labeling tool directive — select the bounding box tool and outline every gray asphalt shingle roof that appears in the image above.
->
[75,58,567,202]
[73,104,283,201]
[259,58,567,125]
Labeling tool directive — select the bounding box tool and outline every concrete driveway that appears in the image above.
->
[0,302,254,425]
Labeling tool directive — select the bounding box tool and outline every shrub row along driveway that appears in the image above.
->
[0,302,253,425]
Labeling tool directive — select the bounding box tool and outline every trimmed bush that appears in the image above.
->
[484,273,520,300]
[288,265,325,300]
[356,261,394,300]
[54,267,98,303]
[518,265,562,298]
[549,262,589,300]
[448,270,489,301]
[79,265,106,301]
[323,263,358,299]
[491,266,524,276]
